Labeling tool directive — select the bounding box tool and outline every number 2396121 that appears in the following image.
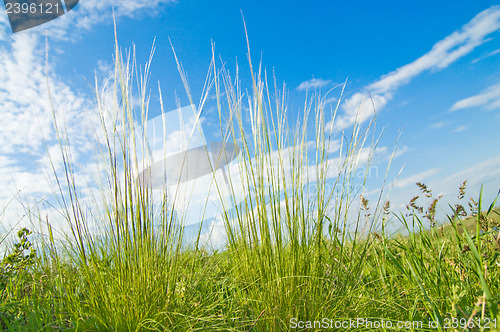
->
[5,2,62,14]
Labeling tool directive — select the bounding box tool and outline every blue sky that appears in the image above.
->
[1,0,500,245]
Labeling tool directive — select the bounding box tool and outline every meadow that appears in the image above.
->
[0,37,499,331]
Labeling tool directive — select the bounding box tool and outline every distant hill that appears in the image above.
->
[436,206,500,237]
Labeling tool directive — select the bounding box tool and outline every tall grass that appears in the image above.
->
[0,32,499,331]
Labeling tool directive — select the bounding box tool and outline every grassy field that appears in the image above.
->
[1,39,499,331]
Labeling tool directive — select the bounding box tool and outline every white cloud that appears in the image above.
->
[0,156,15,168]
[442,156,500,192]
[59,0,176,35]
[297,78,331,91]
[96,59,114,80]
[369,6,500,95]
[329,91,390,131]
[452,125,467,133]
[333,5,500,130]
[394,168,441,189]
[450,83,500,111]
[430,121,448,129]
[323,96,338,105]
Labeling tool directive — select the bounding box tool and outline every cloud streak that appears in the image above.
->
[471,48,500,63]
[394,168,441,189]
[297,78,332,91]
[450,83,500,111]
[333,5,500,130]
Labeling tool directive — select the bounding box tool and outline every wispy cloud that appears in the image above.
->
[0,35,82,155]
[369,6,500,95]
[297,78,331,91]
[323,96,338,105]
[442,156,500,192]
[450,83,500,111]
[452,125,467,133]
[0,0,176,40]
[394,168,441,189]
[331,92,389,130]
[430,121,448,129]
[60,0,176,33]
[471,48,500,63]
[332,5,500,130]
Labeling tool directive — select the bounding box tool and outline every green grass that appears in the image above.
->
[1,35,499,331]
